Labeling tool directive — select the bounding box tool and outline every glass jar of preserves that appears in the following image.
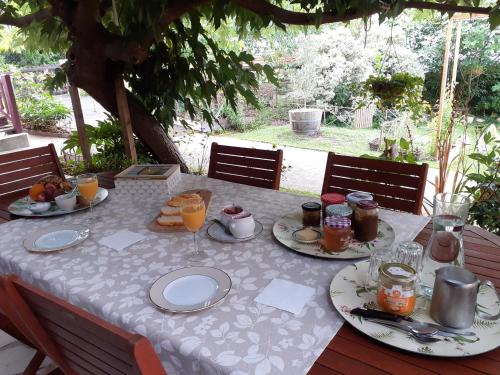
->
[346,192,373,210]
[323,217,352,252]
[353,200,378,242]
[320,193,345,218]
[302,202,321,227]
[377,263,417,316]
[325,204,352,218]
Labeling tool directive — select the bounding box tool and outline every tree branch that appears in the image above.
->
[232,0,492,26]
[0,8,52,27]
[160,0,212,25]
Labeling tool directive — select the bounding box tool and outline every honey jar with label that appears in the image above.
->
[377,263,417,316]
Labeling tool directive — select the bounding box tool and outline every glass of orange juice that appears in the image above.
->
[77,173,98,224]
[180,200,207,260]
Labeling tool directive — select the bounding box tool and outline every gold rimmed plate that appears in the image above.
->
[149,266,232,313]
[23,224,90,253]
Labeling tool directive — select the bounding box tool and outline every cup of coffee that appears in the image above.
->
[229,213,255,239]
[220,205,245,229]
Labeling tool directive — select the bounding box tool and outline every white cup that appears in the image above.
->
[220,205,245,228]
[55,194,77,211]
[229,214,255,239]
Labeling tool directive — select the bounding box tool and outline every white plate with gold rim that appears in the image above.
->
[23,224,90,253]
[273,211,394,259]
[330,260,500,357]
[150,267,231,313]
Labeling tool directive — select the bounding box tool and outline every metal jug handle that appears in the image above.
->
[476,280,500,321]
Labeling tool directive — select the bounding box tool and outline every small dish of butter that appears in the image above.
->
[292,228,322,244]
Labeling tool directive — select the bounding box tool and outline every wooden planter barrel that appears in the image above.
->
[289,108,322,135]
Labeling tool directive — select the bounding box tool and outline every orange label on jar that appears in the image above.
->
[377,285,416,316]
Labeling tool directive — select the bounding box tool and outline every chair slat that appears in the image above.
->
[329,165,420,188]
[214,162,277,181]
[215,144,280,160]
[327,176,418,200]
[332,154,424,175]
[215,153,278,170]
[0,154,55,174]
[212,171,276,189]
[0,174,53,196]
[322,153,428,214]
[0,146,52,164]
[208,143,283,190]
[0,162,59,186]
[40,317,134,371]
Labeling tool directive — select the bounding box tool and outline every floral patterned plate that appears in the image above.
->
[330,261,500,357]
[8,188,109,217]
[272,211,394,259]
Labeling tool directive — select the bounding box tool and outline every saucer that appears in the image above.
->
[207,219,264,243]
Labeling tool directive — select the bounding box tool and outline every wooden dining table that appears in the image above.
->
[309,223,500,375]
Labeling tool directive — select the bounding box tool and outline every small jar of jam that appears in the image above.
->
[377,263,417,316]
[353,200,378,242]
[320,193,345,218]
[302,202,321,227]
[325,204,353,218]
[346,192,373,210]
[323,217,352,252]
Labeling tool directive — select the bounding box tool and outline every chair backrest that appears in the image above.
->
[208,142,283,190]
[0,144,64,197]
[322,153,428,214]
[0,275,167,375]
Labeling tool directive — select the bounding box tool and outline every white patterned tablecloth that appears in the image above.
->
[0,174,429,375]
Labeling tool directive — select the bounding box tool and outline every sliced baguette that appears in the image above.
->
[160,206,180,216]
[156,215,183,226]
[167,193,203,207]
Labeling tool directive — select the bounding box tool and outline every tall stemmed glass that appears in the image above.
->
[180,200,207,261]
[77,173,98,226]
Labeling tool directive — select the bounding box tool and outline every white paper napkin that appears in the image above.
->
[98,229,146,252]
[254,279,315,315]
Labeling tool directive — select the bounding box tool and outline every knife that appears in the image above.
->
[350,308,476,337]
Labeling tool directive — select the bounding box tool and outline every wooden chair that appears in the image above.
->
[208,143,283,190]
[0,144,65,220]
[0,275,167,375]
[322,153,428,214]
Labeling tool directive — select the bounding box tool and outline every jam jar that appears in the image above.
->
[320,193,345,218]
[353,199,378,242]
[377,263,417,316]
[323,217,352,252]
[325,204,353,218]
[302,202,321,227]
[346,192,373,210]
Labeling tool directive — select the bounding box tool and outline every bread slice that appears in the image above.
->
[167,193,203,207]
[156,215,183,226]
[160,206,180,216]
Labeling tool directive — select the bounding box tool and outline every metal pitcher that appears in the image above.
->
[430,266,500,329]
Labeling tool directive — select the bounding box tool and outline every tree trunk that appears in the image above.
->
[66,43,189,172]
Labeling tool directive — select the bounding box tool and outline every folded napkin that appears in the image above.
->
[254,279,315,315]
[98,229,146,252]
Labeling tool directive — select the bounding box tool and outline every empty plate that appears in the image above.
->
[150,266,231,313]
[23,224,90,253]
[207,219,263,243]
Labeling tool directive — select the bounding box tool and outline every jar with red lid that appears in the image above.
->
[353,200,379,242]
[320,193,345,218]
[323,216,352,252]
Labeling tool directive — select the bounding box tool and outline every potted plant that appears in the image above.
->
[288,64,322,135]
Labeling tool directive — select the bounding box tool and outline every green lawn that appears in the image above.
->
[219,124,487,170]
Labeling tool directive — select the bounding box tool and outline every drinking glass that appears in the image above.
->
[420,193,472,297]
[366,247,393,286]
[394,241,424,280]
[77,173,98,225]
[180,200,207,261]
